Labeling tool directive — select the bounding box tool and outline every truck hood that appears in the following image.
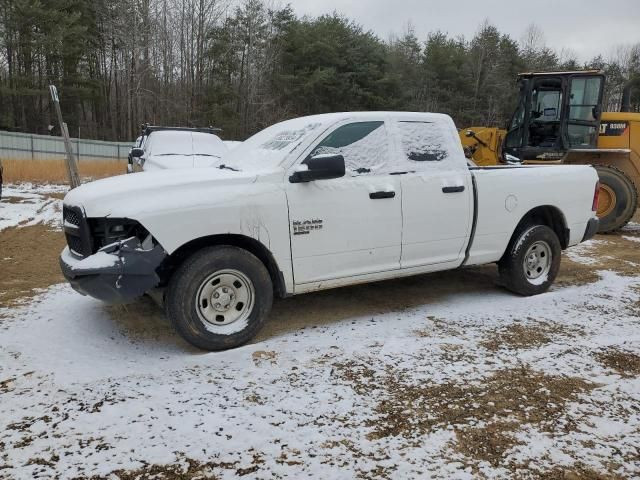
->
[64,168,260,218]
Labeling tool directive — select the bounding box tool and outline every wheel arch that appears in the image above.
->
[162,234,287,298]
[509,205,569,251]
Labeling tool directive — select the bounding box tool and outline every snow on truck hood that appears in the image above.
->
[64,167,259,218]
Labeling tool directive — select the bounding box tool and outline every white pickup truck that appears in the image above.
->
[60,112,600,350]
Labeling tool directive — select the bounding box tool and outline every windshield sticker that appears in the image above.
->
[261,123,322,151]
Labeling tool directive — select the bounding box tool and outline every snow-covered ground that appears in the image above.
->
[1,184,639,479]
[1,274,639,478]
[563,239,609,265]
[0,184,66,231]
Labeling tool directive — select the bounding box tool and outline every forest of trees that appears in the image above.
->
[0,0,639,142]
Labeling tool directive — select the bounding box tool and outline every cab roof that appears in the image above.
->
[518,70,603,78]
[142,125,222,136]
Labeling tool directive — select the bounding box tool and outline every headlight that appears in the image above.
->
[87,218,150,251]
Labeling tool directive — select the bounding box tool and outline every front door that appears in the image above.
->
[286,120,402,285]
[563,74,605,150]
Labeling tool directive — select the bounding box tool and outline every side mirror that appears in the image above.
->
[289,154,345,183]
[131,147,144,158]
[504,153,522,165]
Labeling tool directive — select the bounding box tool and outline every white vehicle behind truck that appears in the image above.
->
[128,126,227,172]
[60,112,600,350]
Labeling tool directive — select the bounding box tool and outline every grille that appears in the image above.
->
[63,207,81,226]
[66,235,84,255]
[63,206,92,257]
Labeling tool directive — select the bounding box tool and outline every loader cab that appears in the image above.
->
[503,71,605,162]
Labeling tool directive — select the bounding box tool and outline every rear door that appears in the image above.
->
[391,119,473,268]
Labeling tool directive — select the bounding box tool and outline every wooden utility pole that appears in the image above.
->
[49,84,81,189]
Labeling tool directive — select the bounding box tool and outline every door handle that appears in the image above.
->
[369,191,396,199]
[442,186,465,193]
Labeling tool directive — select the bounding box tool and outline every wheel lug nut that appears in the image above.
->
[214,293,219,298]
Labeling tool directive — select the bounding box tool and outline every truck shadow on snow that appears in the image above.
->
[258,265,501,342]
[102,264,501,350]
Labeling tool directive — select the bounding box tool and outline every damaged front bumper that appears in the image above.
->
[60,237,166,304]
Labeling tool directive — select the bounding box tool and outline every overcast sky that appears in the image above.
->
[287,0,640,62]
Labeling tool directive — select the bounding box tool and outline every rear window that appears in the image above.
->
[396,121,449,162]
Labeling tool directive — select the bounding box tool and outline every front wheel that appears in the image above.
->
[498,225,561,296]
[165,246,273,351]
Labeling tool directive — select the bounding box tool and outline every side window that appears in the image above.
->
[308,121,388,174]
[396,121,448,163]
[569,77,602,122]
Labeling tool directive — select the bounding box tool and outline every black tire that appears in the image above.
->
[165,246,273,351]
[595,166,638,233]
[498,225,561,296]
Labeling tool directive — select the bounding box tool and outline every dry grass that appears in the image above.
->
[596,348,640,378]
[455,422,523,468]
[2,158,125,184]
[332,360,598,475]
[0,224,67,308]
[85,453,265,479]
[331,360,616,477]
[481,321,584,352]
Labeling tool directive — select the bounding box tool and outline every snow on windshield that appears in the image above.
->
[191,132,226,157]
[222,118,327,171]
[148,131,226,157]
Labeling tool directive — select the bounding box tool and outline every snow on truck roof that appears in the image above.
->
[275,111,453,123]
[222,112,457,171]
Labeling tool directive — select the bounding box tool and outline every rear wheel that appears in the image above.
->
[165,246,273,351]
[595,166,638,233]
[499,225,561,296]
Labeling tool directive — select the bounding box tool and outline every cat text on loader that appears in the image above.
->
[461,70,639,233]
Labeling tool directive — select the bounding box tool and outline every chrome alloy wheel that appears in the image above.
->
[195,269,255,327]
[523,240,552,283]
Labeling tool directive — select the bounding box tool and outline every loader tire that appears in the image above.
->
[595,166,638,233]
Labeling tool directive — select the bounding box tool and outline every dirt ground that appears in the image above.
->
[1,196,639,479]
[0,225,65,308]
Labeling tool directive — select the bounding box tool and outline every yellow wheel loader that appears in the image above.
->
[461,70,640,233]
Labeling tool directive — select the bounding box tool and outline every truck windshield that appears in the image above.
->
[221,118,328,171]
